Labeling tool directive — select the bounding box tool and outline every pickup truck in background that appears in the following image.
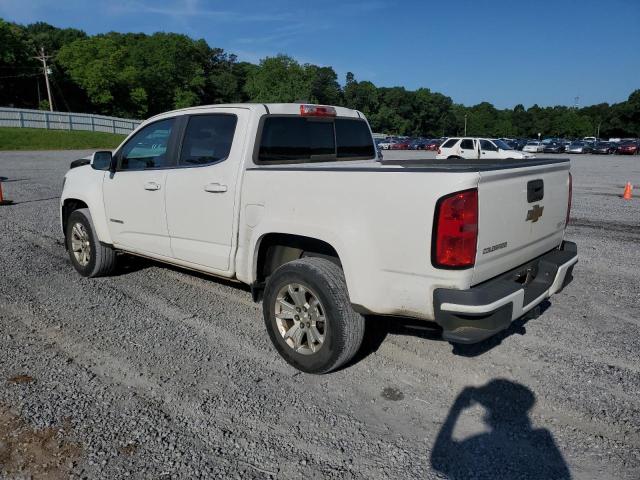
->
[61,103,577,373]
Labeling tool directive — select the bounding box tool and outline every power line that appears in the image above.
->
[33,47,54,111]
[0,66,42,70]
[0,73,41,79]
[49,75,71,112]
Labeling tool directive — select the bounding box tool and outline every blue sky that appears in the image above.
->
[1,0,638,109]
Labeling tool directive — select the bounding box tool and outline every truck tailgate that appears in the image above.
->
[473,161,570,285]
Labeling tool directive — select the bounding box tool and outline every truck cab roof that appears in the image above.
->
[146,103,363,124]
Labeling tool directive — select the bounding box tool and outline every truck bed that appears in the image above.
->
[247,157,569,172]
[377,157,570,171]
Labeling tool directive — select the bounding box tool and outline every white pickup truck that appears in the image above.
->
[61,103,577,373]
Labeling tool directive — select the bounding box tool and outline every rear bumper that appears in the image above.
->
[434,241,577,344]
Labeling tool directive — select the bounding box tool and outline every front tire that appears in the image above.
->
[65,208,116,277]
[263,257,365,374]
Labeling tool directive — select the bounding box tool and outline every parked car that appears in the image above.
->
[60,102,576,373]
[566,141,593,154]
[378,139,396,150]
[616,141,639,155]
[436,137,534,160]
[543,142,566,154]
[409,139,428,150]
[523,140,544,153]
[424,139,441,151]
[391,139,411,150]
[509,139,528,151]
[592,142,616,154]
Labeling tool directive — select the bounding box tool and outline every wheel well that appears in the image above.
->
[253,233,341,300]
[61,199,88,236]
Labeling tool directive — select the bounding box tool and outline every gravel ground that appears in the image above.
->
[0,149,638,479]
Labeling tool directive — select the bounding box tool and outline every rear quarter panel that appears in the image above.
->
[237,167,480,319]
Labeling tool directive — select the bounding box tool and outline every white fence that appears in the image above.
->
[0,107,141,135]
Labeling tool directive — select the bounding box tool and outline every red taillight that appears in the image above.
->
[432,189,478,269]
[566,172,572,226]
[300,104,336,117]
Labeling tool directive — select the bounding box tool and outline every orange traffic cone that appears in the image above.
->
[622,182,633,200]
[0,181,13,206]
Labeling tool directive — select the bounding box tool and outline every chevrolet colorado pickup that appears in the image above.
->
[61,103,577,373]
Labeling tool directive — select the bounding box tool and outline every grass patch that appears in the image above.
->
[0,127,126,151]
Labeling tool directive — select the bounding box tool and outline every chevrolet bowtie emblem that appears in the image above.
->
[526,204,544,222]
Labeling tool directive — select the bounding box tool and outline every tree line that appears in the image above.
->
[1,18,638,138]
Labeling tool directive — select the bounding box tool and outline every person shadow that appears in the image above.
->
[430,379,571,479]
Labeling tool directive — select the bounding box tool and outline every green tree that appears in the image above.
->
[343,74,379,117]
[0,19,39,108]
[57,32,215,117]
[305,65,341,105]
[244,55,311,102]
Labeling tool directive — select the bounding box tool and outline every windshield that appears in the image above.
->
[493,139,513,150]
[526,141,539,145]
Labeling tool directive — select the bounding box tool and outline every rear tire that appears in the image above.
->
[65,208,116,277]
[263,257,365,374]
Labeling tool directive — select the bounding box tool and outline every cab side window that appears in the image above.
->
[179,114,238,166]
[480,140,498,151]
[119,118,175,170]
[460,139,474,150]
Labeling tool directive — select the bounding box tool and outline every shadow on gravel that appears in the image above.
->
[350,300,552,366]
[0,177,30,182]
[111,254,154,276]
[9,196,60,205]
[347,316,444,368]
[112,254,252,293]
[451,300,551,357]
[431,379,571,479]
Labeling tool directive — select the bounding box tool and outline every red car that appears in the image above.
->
[616,141,639,155]
[425,139,441,151]
[390,140,411,150]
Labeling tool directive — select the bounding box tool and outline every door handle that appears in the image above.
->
[204,183,227,193]
[144,181,161,191]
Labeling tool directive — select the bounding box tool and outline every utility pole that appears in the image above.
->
[34,47,53,111]
[596,121,602,140]
[464,114,467,136]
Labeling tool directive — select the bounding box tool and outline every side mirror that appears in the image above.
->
[91,151,113,171]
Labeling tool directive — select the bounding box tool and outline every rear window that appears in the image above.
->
[460,139,475,149]
[179,114,237,165]
[441,138,458,148]
[258,117,375,163]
